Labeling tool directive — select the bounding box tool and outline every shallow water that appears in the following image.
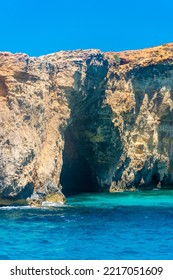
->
[0,190,173,259]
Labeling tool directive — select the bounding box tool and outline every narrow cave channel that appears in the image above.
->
[60,126,99,196]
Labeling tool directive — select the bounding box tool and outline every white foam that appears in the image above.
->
[0,203,70,210]
[41,201,67,207]
[0,206,33,210]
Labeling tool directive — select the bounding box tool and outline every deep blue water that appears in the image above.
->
[0,190,173,260]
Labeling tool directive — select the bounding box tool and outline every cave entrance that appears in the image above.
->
[60,126,98,196]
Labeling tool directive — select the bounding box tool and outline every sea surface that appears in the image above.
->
[0,190,173,260]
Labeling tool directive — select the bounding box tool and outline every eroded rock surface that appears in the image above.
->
[0,43,173,204]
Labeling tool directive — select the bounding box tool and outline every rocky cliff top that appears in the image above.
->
[107,42,173,66]
[1,42,173,71]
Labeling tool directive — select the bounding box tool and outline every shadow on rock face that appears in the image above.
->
[0,78,8,97]
[60,53,123,195]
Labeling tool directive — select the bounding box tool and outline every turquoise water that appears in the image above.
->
[1,190,173,259]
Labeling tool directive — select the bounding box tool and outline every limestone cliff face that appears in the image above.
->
[0,43,173,204]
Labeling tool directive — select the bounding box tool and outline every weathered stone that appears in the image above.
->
[0,44,173,204]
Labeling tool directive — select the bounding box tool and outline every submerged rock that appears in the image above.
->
[27,191,66,207]
[0,44,173,204]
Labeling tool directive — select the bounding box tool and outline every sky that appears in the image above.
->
[1,0,173,56]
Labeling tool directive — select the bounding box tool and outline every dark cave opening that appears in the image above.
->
[60,127,99,196]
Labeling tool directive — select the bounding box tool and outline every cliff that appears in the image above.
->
[0,43,173,205]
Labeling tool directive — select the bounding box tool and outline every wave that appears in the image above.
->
[0,203,69,210]
[0,206,33,210]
